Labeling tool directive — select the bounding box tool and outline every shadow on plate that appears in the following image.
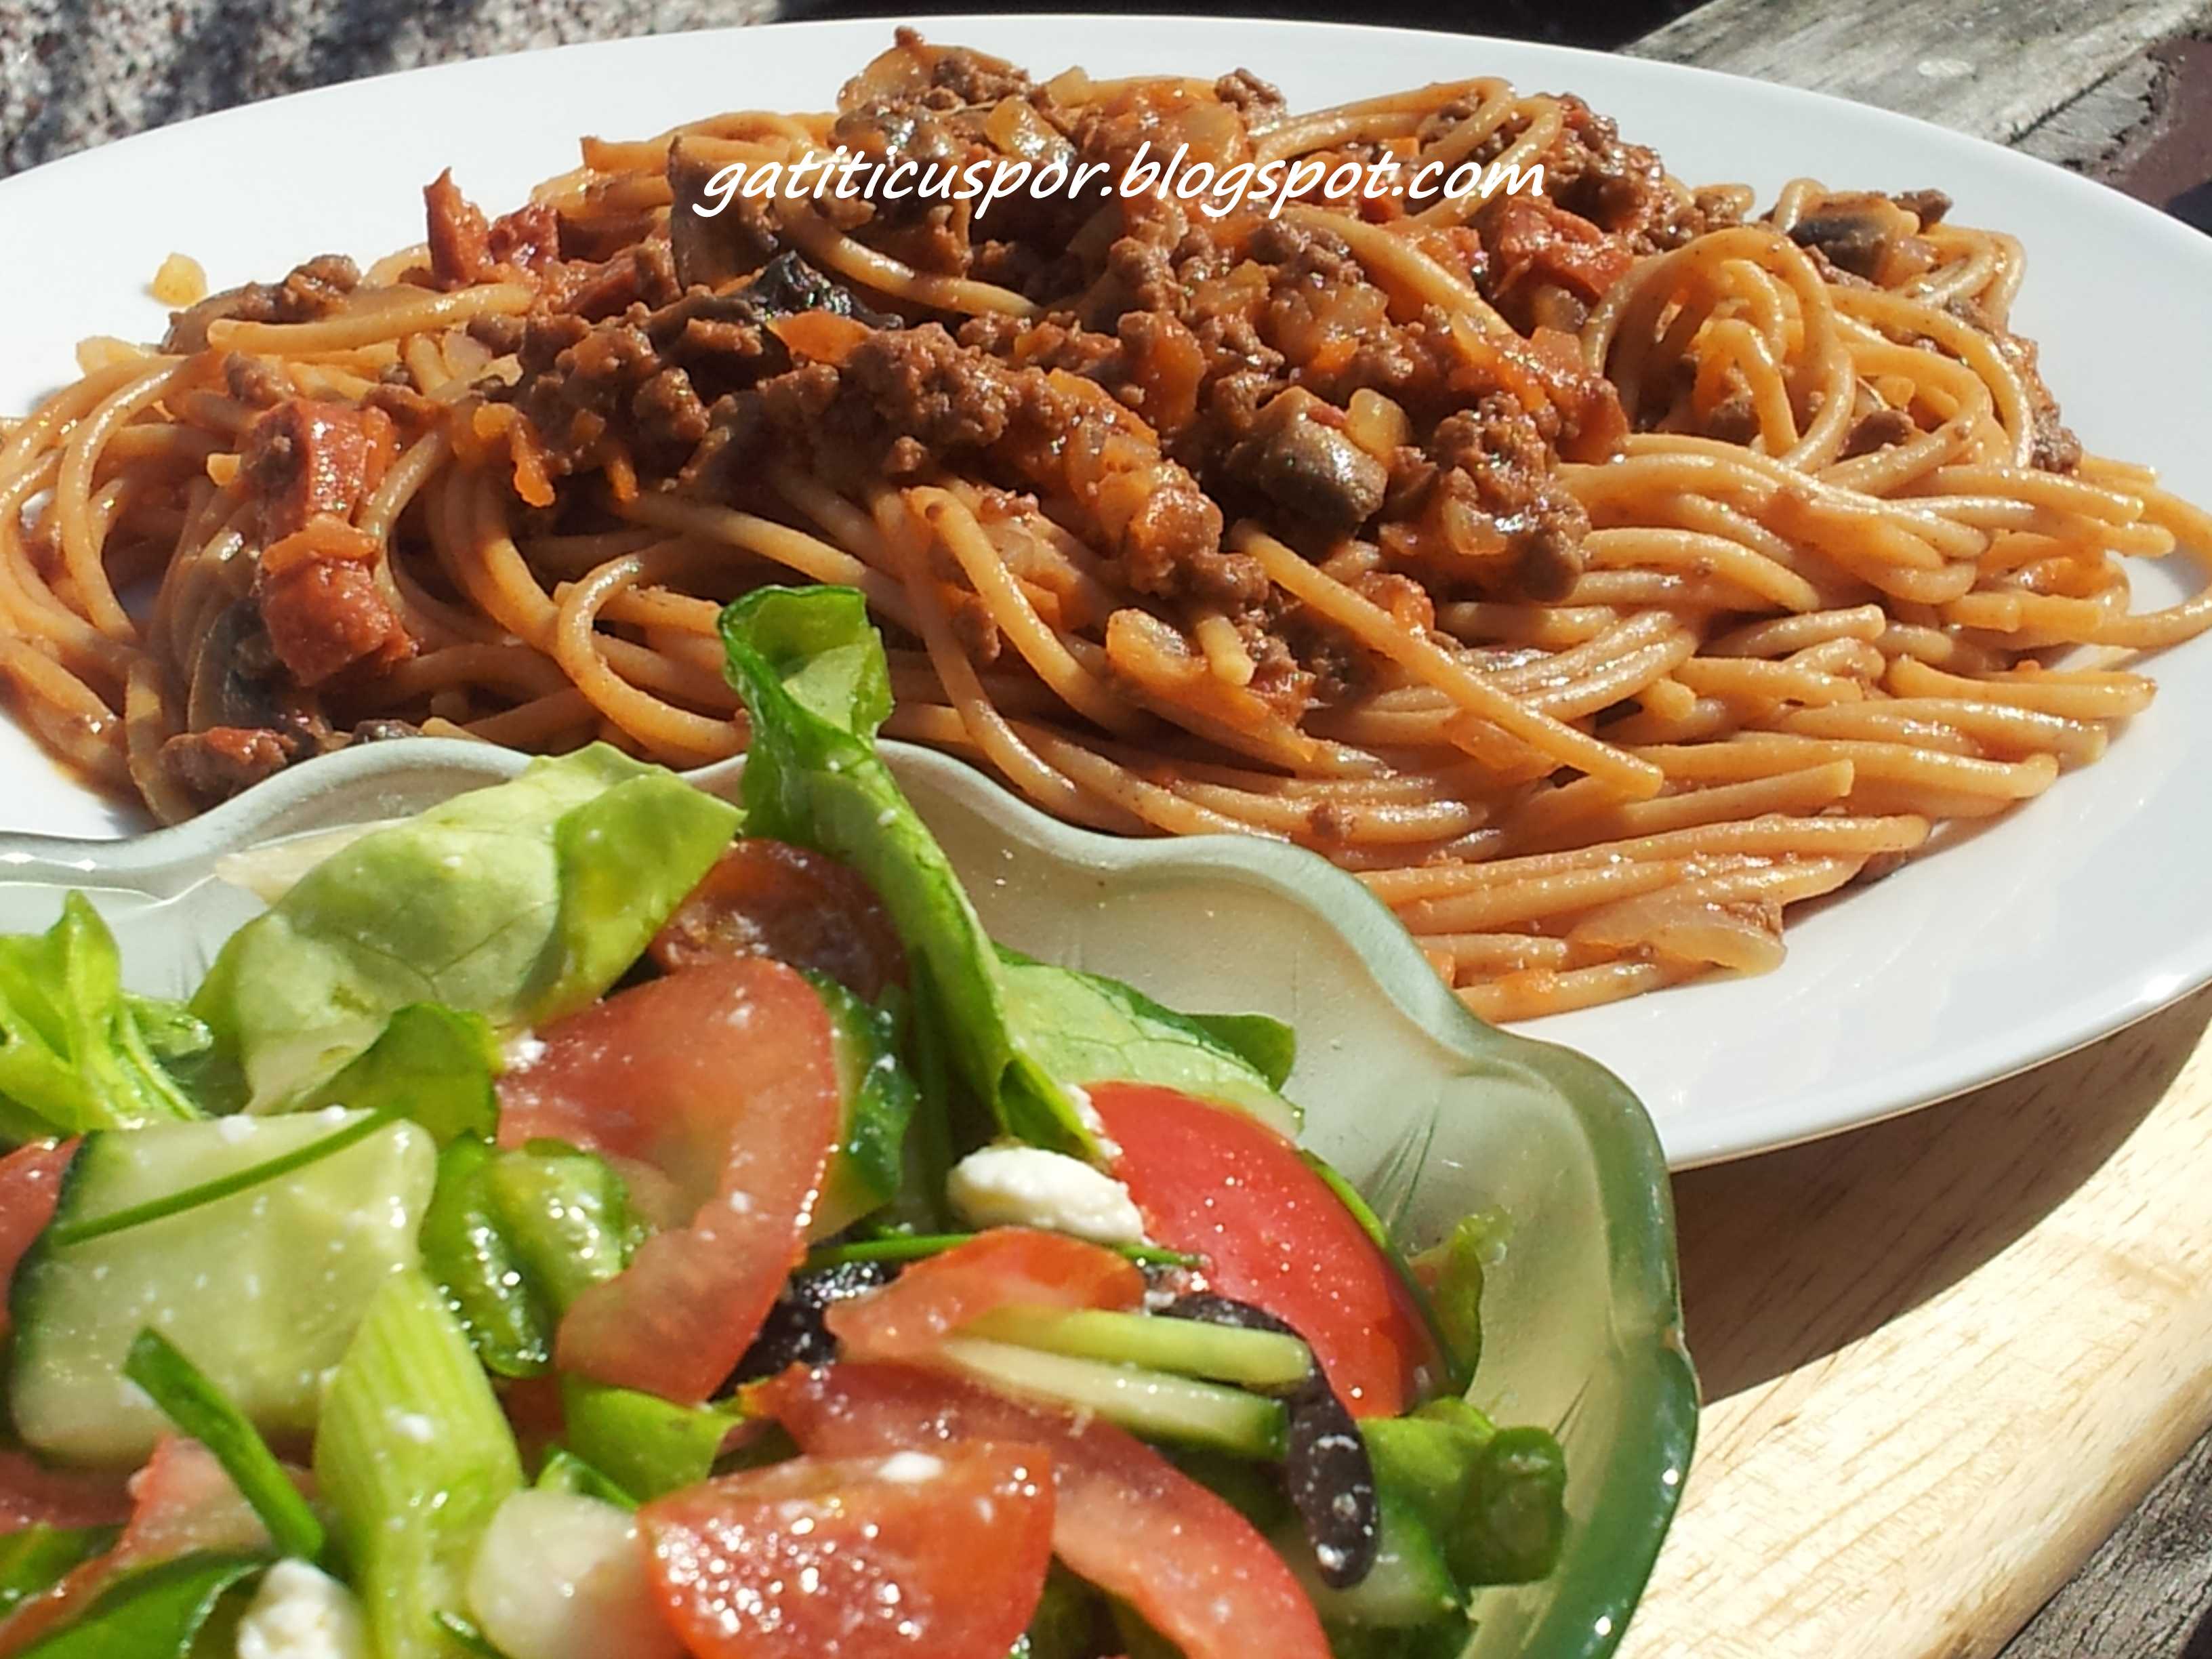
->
[1668,983,2212,1401]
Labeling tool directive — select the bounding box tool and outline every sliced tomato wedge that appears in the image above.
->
[0,1451,131,1535]
[497,956,842,1401]
[1087,1082,1431,1416]
[0,1139,75,1349]
[827,1228,1142,1363]
[760,1363,1330,1659]
[649,839,907,1001]
[640,1441,1054,1659]
[0,1437,273,1656]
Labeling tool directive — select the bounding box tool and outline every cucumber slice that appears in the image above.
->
[316,1269,523,1659]
[961,1307,1312,1389]
[938,1336,1286,1459]
[808,976,920,1239]
[1275,1488,1460,1630]
[9,1111,434,1465]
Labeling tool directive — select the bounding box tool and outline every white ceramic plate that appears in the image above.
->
[3,15,2209,1166]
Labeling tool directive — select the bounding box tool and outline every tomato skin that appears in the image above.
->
[497,958,842,1402]
[640,1442,1054,1659]
[649,840,907,1002]
[827,1229,1142,1363]
[0,1437,274,1656]
[760,1363,1330,1659]
[0,1139,75,1349]
[1086,1083,1430,1416]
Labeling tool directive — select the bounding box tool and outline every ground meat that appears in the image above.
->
[161,255,359,352]
[160,727,297,809]
[691,323,1251,606]
[1452,94,1712,255]
[1840,406,1917,458]
[632,367,713,459]
[222,352,291,409]
[1944,296,2082,474]
[1385,394,1590,600]
[1213,68,1286,119]
[499,262,892,475]
[239,400,396,541]
[556,238,684,320]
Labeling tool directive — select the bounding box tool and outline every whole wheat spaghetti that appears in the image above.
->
[5,30,2207,1020]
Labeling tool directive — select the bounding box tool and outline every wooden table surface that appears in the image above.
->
[1621,7,2212,1656]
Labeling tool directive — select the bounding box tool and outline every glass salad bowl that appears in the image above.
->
[0,735,1696,1659]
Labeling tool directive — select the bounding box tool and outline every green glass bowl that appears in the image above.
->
[0,737,1697,1657]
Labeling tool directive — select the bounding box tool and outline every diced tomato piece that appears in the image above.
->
[649,840,907,1002]
[0,1437,275,1655]
[497,958,842,1401]
[760,1364,1330,1659]
[0,1452,131,1534]
[1086,1083,1432,1416]
[827,1229,1142,1363]
[0,1139,75,1348]
[640,1441,1054,1659]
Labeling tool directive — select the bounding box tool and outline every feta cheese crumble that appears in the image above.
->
[945,1143,1146,1245]
[235,1560,367,1659]
[876,1450,947,1483]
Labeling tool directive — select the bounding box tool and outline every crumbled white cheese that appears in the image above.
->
[875,1451,947,1484]
[235,1560,367,1659]
[1062,1083,1122,1160]
[946,1143,1147,1245]
[502,1033,548,1071]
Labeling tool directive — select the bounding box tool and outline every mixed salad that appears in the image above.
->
[0,587,1567,1659]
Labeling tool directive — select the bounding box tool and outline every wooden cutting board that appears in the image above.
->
[1615,983,2212,1658]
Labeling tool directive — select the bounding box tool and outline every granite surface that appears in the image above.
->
[0,0,779,178]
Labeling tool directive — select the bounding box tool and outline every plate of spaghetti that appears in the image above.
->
[2,15,2209,1164]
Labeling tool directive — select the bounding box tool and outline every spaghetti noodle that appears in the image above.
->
[4,30,2207,1020]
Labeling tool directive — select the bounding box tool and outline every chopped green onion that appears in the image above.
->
[315,1270,523,1659]
[0,1525,117,1618]
[533,1449,638,1512]
[433,1610,509,1658]
[47,1111,392,1249]
[123,1329,325,1564]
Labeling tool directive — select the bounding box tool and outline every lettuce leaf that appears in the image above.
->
[306,1005,501,1145]
[720,586,1304,1153]
[721,587,1097,1157]
[994,950,1300,1139]
[0,893,201,1143]
[190,747,739,1111]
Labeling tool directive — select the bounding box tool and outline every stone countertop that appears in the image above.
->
[0,0,775,178]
